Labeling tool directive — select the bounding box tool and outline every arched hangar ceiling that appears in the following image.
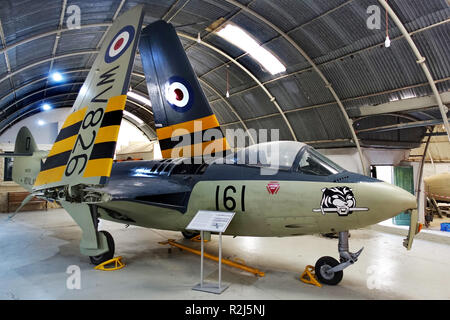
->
[0,0,449,150]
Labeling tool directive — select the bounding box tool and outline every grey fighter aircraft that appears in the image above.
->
[4,6,419,285]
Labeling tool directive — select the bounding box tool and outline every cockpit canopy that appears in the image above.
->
[220,141,344,176]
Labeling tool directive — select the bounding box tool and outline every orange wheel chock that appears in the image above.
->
[94,256,125,271]
[300,265,322,288]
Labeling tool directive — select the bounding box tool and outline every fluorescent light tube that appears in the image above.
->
[216,23,286,75]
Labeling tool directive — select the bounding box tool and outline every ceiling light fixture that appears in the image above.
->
[385,2,391,48]
[42,103,52,111]
[51,71,63,82]
[216,23,286,75]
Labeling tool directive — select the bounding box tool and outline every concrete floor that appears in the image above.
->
[1,209,449,300]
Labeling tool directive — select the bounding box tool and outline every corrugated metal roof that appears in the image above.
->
[0,0,61,45]
[209,99,240,124]
[244,114,293,141]
[266,71,336,110]
[248,0,349,33]
[286,104,351,142]
[0,0,448,147]
[227,86,278,120]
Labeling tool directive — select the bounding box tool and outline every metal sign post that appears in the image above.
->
[187,210,235,294]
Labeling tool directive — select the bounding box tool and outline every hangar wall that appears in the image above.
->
[0,108,70,145]
[318,148,368,174]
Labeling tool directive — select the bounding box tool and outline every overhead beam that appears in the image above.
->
[0,50,99,85]
[0,91,154,136]
[424,132,448,137]
[351,92,450,117]
[360,140,421,149]
[356,118,450,134]
[1,81,83,114]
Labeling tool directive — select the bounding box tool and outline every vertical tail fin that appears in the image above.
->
[10,127,44,191]
[139,21,229,159]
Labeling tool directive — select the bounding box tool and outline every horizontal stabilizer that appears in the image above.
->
[7,192,44,221]
[0,153,33,157]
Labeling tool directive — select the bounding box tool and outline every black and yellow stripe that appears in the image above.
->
[83,95,126,178]
[34,95,127,187]
[156,114,230,159]
[35,107,87,187]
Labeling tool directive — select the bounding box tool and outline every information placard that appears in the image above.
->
[186,210,235,233]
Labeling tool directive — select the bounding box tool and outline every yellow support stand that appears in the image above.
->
[191,234,209,242]
[300,265,322,288]
[159,239,265,277]
[94,256,125,271]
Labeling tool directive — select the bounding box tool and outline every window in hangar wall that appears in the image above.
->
[3,152,13,182]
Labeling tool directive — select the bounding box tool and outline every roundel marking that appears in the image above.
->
[105,25,135,63]
[165,77,194,112]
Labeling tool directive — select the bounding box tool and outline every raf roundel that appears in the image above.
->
[165,76,194,112]
[105,25,135,63]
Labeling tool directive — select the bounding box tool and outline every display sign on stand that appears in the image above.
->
[186,210,235,294]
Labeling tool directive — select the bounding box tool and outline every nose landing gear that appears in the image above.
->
[315,231,363,285]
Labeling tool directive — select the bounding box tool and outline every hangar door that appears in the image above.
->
[392,166,414,225]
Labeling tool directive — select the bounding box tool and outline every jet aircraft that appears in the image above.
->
[4,6,419,285]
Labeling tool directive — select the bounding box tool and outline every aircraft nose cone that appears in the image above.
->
[392,184,417,210]
[380,182,417,218]
[350,181,418,227]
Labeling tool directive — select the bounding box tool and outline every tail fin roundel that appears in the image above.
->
[139,21,230,159]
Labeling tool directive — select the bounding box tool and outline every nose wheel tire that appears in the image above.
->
[89,231,115,265]
[315,256,343,285]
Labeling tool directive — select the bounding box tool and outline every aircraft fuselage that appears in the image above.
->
[96,159,417,237]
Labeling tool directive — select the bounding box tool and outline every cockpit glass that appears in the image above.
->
[296,148,344,176]
[219,141,305,170]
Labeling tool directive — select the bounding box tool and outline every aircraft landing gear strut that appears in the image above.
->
[315,231,363,285]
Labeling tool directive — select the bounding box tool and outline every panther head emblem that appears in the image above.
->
[320,186,356,216]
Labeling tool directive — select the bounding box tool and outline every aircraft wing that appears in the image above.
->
[33,6,144,191]
[403,209,421,250]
